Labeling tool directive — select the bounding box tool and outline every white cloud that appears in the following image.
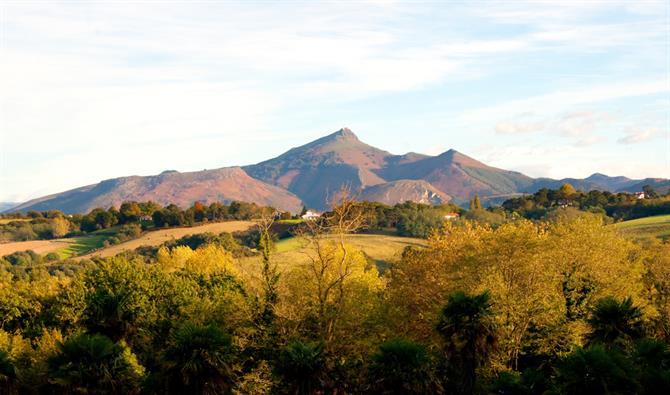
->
[617,127,663,144]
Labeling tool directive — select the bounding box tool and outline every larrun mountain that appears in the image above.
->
[9,128,669,213]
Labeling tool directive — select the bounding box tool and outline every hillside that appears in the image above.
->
[12,167,303,214]
[358,179,450,205]
[8,128,667,214]
[613,214,670,241]
[244,128,390,208]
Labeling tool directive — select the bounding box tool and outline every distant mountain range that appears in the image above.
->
[8,128,669,213]
[0,202,19,213]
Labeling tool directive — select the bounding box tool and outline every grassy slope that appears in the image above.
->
[80,221,255,259]
[1,221,256,259]
[613,214,670,240]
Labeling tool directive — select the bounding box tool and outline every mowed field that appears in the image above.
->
[0,238,75,257]
[80,221,255,258]
[614,214,670,240]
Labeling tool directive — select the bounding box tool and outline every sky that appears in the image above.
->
[1,0,669,203]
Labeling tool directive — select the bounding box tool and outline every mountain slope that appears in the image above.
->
[358,180,450,205]
[378,149,534,203]
[12,167,303,214]
[244,128,390,208]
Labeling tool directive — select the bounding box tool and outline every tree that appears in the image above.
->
[642,185,659,199]
[470,194,482,210]
[558,183,576,200]
[368,338,435,394]
[256,214,280,341]
[275,341,325,395]
[587,297,644,348]
[163,323,236,394]
[119,201,142,224]
[553,346,639,395]
[50,217,70,238]
[48,333,145,394]
[437,291,496,395]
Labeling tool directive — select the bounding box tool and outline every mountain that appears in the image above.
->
[11,167,303,214]
[0,202,18,213]
[244,128,390,208]
[378,149,534,203]
[7,127,667,214]
[358,180,450,206]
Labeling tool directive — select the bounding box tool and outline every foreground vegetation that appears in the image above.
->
[0,191,669,394]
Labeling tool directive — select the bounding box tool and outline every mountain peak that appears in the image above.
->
[329,127,358,140]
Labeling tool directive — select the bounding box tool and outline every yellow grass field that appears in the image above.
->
[237,233,427,279]
[81,221,255,258]
[0,238,75,257]
[0,218,31,225]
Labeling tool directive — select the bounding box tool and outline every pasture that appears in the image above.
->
[80,220,255,258]
[613,214,670,240]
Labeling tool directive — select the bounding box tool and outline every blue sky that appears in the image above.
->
[1,0,668,202]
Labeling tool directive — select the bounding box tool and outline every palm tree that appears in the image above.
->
[436,291,496,395]
[369,338,435,394]
[48,333,145,394]
[163,323,235,394]
[587,297,644,348]
[275,340,325,395]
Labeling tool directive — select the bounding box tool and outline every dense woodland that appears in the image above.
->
[1,188,670,394]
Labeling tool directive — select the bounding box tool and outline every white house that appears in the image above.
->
[444,212,460,220]
[634,192,646,200]
[301,210,321,220]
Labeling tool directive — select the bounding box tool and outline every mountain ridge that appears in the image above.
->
[7,128,667,213]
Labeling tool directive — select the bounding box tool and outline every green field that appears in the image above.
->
[613,214,670,241]
[57,235,109,258]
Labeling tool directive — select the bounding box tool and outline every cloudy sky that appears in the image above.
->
[1,0,669,202]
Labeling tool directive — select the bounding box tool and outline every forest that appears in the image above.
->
[1,190,669,394]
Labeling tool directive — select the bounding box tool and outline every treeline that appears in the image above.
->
[502,184,670,221]
[0,200,276,243]
[0,205,668,393]
[329,201,464,238]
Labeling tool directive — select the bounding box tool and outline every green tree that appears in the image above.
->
[275,341,325,395]
[470,194,482,210]
[436,291,496,395]
[587,297,644,348]
[368,338,434,394]
[163,323,235,394]
[553,346,639,395]
[48,333,145,394]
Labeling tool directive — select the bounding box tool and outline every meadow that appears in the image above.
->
[80,220,255,258]
[614,214,670,240]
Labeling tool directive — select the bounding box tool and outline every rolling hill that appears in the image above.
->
[7,128,667,213]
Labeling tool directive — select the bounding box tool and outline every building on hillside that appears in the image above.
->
[139,215,152,221]
[444,213,460,220]
[301,210,321,220]
[634,192,646,199]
